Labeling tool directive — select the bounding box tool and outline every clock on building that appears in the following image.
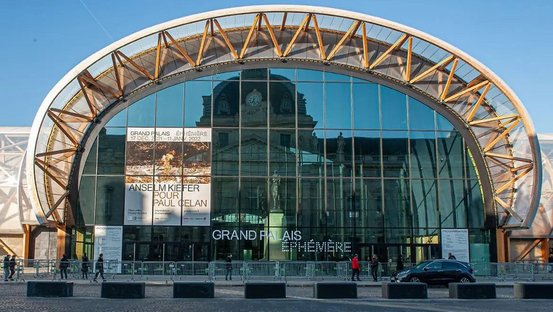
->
[245,88,262,107]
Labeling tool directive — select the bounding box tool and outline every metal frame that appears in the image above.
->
[26,5,541,230]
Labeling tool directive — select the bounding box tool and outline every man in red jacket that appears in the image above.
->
[351,254,360,281]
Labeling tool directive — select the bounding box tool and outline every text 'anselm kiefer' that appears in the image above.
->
[211,230,352,253]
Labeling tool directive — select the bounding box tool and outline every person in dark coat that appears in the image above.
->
[351,254,360,281]
[396,254,405,272]
[93,253,105,282]
[81,253,89,279]
[8,255,16,280]
[370,255,379,282]
[59,254,69,280]
[3,255,10,281]
[225,254,233,281]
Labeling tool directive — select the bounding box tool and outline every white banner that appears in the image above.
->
[441,229,469,262]
[124,127,211,226]
[93,226,122,273]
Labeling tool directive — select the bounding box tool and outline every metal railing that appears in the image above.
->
[3,259,553,282]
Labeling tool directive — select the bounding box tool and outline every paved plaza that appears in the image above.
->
[1,281,552,311]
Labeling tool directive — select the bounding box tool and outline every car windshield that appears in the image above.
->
[413,260,432,269]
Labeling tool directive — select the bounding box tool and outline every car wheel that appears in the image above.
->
[459,276,471,283]
[409,276,420,282]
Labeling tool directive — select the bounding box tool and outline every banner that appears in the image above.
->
[93,226,122,273]
[124,127,211,226]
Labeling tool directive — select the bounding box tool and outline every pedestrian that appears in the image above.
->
[81,253,89,279]
[3,254,9,281]
[225,254,233,281]
[396,254,405,272]
[370,255,379,282]
[59,254,69,280]
[447,252,456,260]
[8,255,16,280]
[93,253,106,282]
[351,254,360,281]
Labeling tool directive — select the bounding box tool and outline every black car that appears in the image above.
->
[393,259,475,285]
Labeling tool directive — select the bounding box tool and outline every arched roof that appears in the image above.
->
[27,5,541,229]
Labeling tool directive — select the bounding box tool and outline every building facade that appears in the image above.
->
[0,6,545,263]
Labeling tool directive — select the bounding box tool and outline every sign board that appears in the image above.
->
[441,229,469,262]
[93,226,122,273]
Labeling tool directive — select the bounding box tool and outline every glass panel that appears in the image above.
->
[212,80,238,127]
[211,177,239,225]
[356,178,384,230]
[241,80,268,128]
[467,179,484,228]
[325,82,351,129]
[382,131,409,178]
[106,108,127,127]
[128,94,155,127]
[298,178,325,228]
[410,131,436,179]
[384,178,411,243]
[95,176,125,225]
[353,83,379,130]
[212,128,239,176]
[269,81,295,128]
[298,83,324,129]
[381,86,407,130]
[326,178,353,228]
[409,97,435,131]
[186,80,213,127]
[439,179,468,228]
[437,131,464,179]
[241,128,268,177]
[326,130,353,177]
[411,179,438,228]
[83,138,97,175]
[325,72,351,82]
[269,129,296,177]
[354,130,381,178]
[78,176,96,225]
[436,114,454,131]
[269,68,295,82]
[156,83,184,127]
[98,128,126,174]
[240,177,269,217]
[297,68,323,82]
[299,129,324,177]
[241,68,267,81]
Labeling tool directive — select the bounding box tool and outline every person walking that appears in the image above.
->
[59,254,69,280]
[370,255,379,282]
[396,254,405,272]
[3,255,9,281]
[81,253,89,280]
[351,254,360,281]
[225,254,233,281]
[447,253,456,260]
[93,253,105,282]
[8,255,16,280]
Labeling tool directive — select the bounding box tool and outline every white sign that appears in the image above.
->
[441,229,469,262]
[93,226,122,273]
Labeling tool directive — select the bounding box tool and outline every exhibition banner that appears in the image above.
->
[124,127,211,226]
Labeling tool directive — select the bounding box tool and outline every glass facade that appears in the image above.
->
[76,68,488,263]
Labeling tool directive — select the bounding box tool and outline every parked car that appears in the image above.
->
[392,259,475,285]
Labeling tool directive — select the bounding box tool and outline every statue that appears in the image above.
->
[311,132,319,153]
[271,170,281,211]
[217,93,230,115]
[280,92,293,113]
[336,132,345,163]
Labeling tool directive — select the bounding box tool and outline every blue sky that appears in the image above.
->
[1,0,552,132]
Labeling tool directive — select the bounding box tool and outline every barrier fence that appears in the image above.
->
[2,259,553,282]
